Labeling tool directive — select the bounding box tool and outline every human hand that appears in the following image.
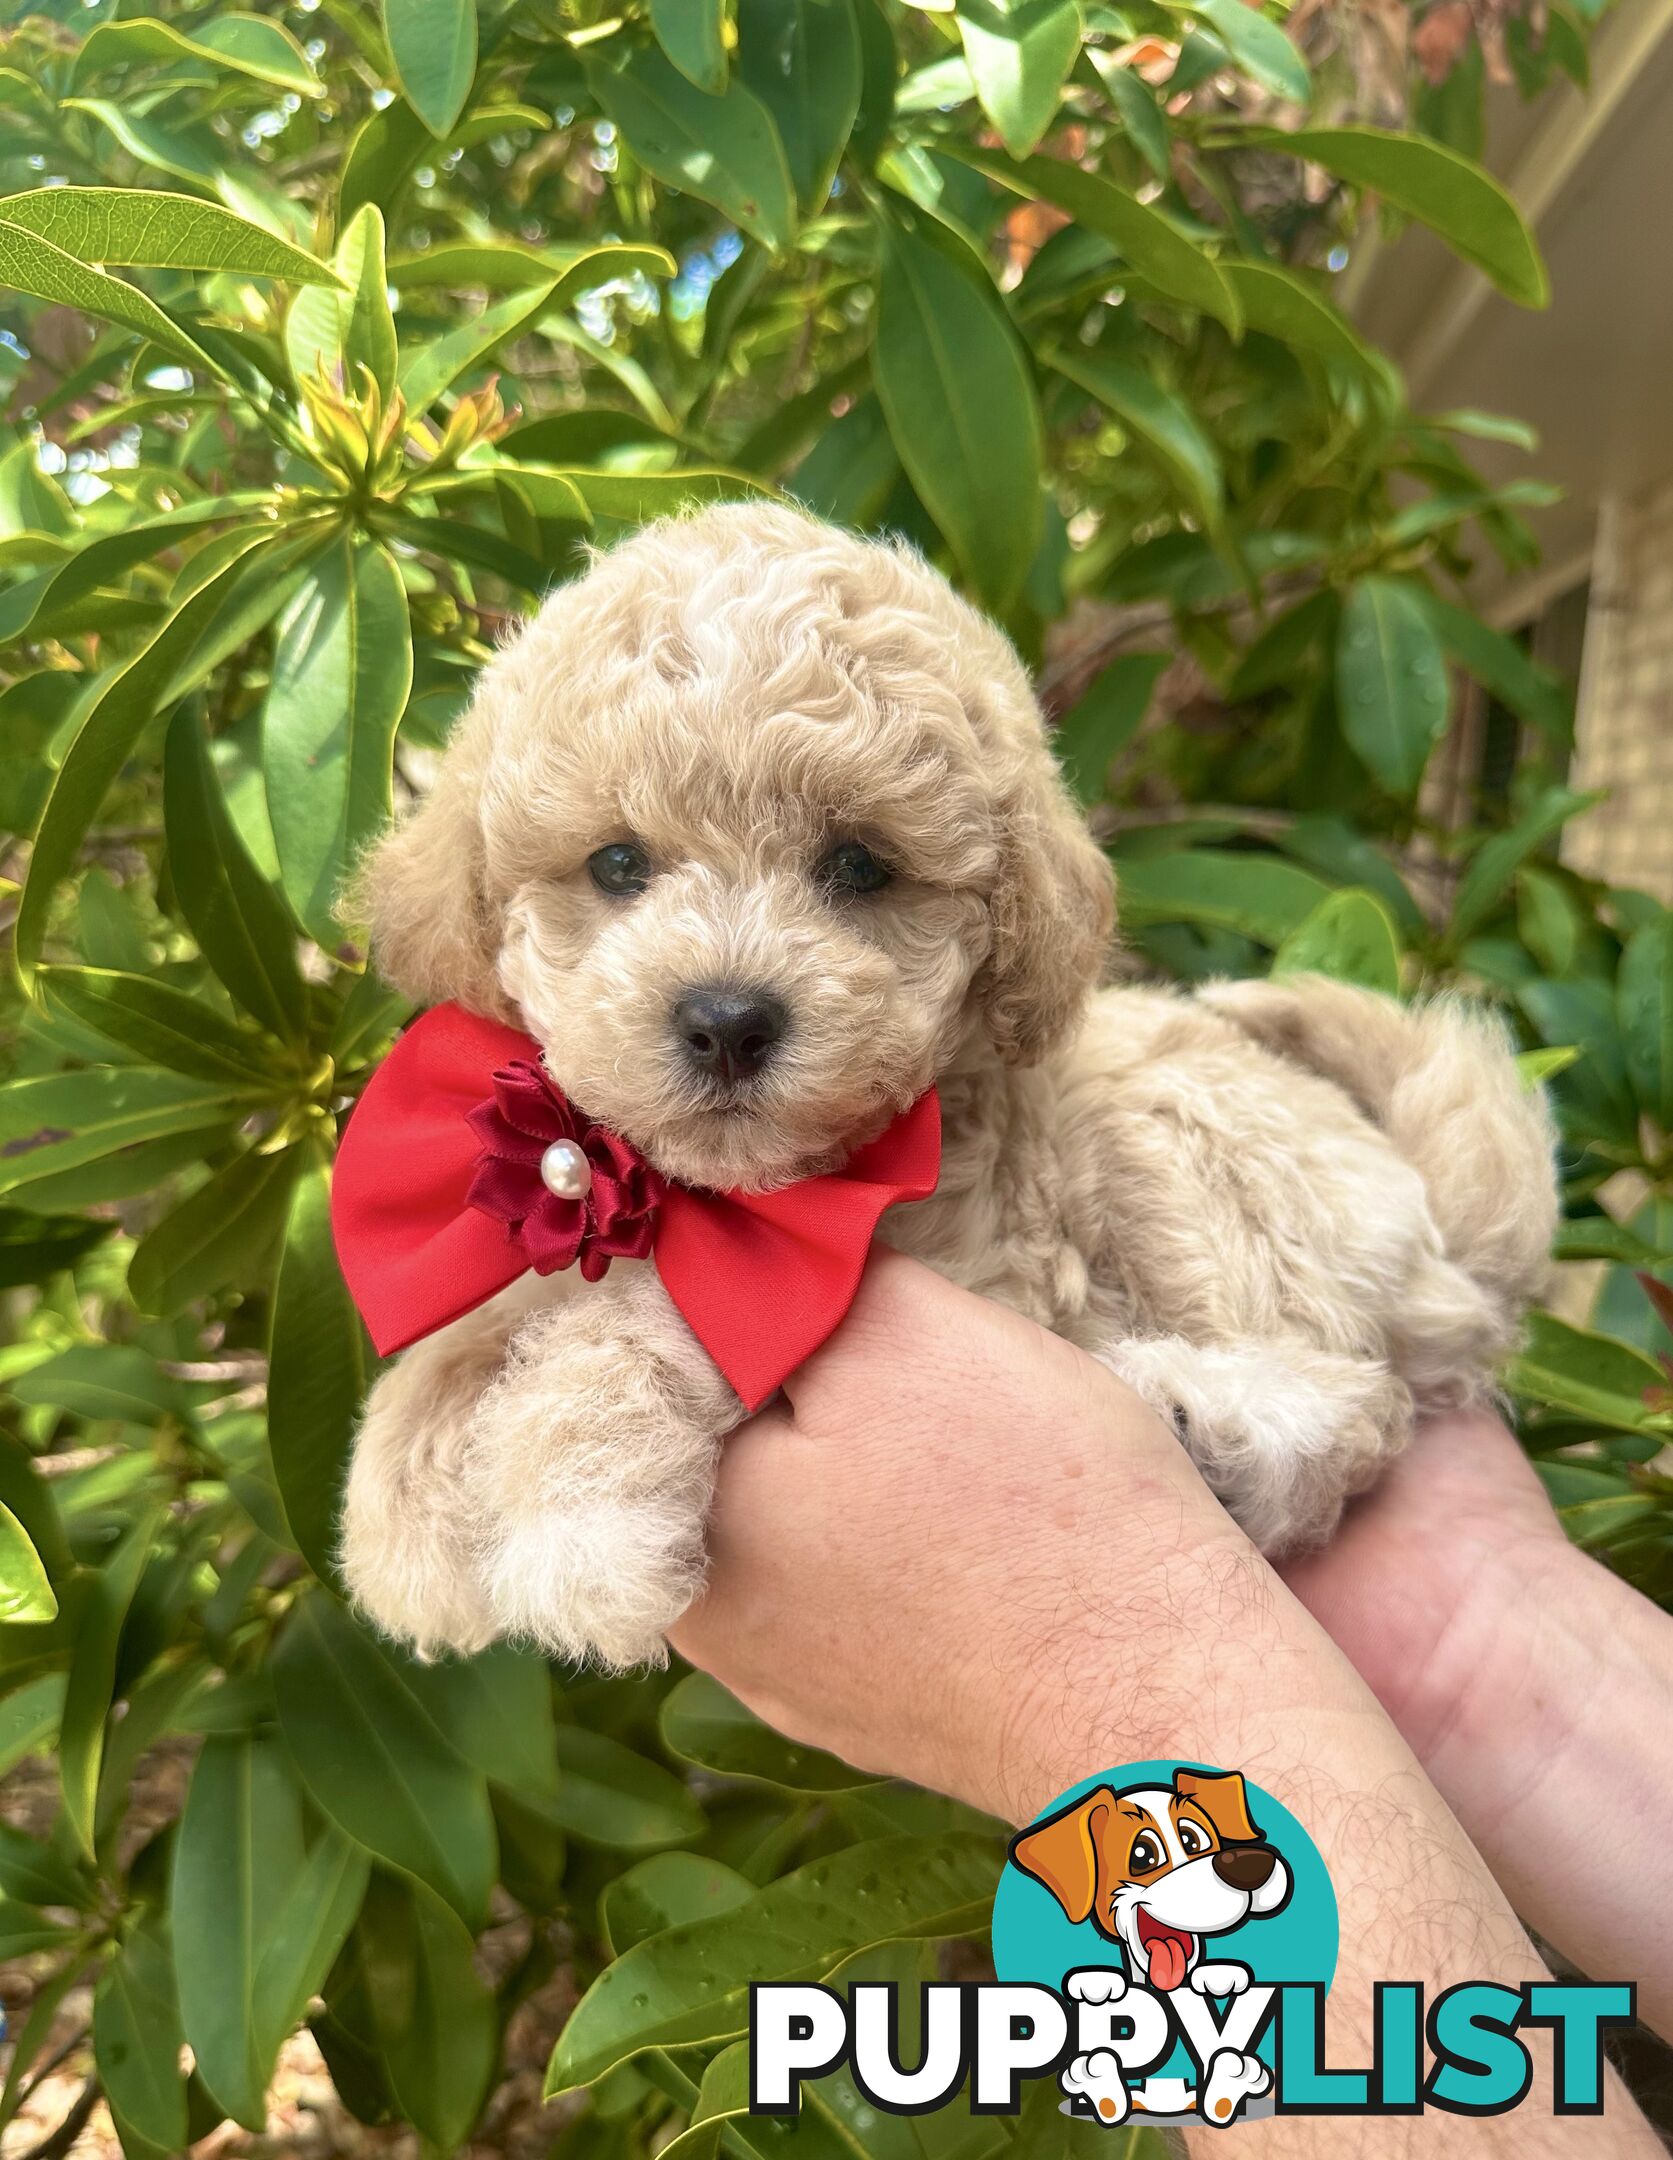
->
[669,1247,1235,1822]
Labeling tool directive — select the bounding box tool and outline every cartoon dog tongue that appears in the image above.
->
[1139,1917,1192,1991]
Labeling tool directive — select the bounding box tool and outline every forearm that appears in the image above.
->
[1378,1530,1673,2040]
[1003,1531,1656,2156]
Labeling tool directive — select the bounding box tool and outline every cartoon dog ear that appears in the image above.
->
[981,753,1116,1067]
[347,681,509,1017]
[1174,1769,1262,1845]
[1008,1789,1116,1924]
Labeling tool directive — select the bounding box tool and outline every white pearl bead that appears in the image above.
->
[539,1139,592,1200]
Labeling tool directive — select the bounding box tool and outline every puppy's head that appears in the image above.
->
[358,503,1112,1190]
[1010,1770,1290,1990]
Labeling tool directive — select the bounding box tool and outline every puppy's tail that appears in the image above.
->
[1197,973,1559,1336]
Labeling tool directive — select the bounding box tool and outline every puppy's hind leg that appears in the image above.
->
[464,1267,739,1670]
[1094,1334,1412,1553]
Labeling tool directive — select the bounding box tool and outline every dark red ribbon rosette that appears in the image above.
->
[330,1002,940,1411]
[465,1060,665,1281]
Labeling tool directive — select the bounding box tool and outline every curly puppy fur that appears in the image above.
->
[340,503,1557,1666]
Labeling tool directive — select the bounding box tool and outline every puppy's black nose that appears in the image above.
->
[1212,1846,1277,1891]
[674,987,787,1083]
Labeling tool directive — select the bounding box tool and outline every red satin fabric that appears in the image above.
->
[329,1002,941,1411]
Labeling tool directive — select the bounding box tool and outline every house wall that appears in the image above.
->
[1564,488,1673,902]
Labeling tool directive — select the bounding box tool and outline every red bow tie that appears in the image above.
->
[330,1002,941,1411]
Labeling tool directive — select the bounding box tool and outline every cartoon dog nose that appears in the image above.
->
[1211,1846,1277,1891]
[674,987,787,1083]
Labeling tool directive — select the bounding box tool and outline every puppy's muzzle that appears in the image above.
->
[673,985,788,1084]
[1211,1845,1278,1892]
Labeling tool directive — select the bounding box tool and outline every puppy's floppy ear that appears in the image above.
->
[1174,1768,1262,1845]
[346,689,508,1017]
[981,740,1115,1067]
[1009,1788,1116,1923]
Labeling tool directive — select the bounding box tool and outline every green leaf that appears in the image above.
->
[871,198,1042,610]
[955,146,1239,329]
[0,494,268,649]
[1116,850,1331,944]
[263,534,412,947]
[601,1851,757,1958]
[164,706,310,1045]
[1619,917,1673,1131]
[14,527,278,991]
[0,1069,267,1204]
[36,968,283,1087]
[0,1503,56,1625]
[273,1592,498,1926]
[59,100,226,191]
[1163,0,1308,102]
[60,1505,162,1861]
[10,1342,184,1425]
[1085,50,1169,179]
[267,1152,365,1580]
[660,1672,882,1792]
[0,1820,86,1907]
[1335,577,1450,796]
[0,189,339,287]
[955,0,1082,158]
[548,1833,1002,2093]
[1053,651,1166,804]
[401,1644,559,1799]
[0,1674,66,1781]
[1220,261,1374,370]
[389,239,675,298]
[72,13,323,96]
[1417,591,1572,746]
[1242,125,1547,307]
[285,204,398,404]
[1552,1215,1665,1267]
[128,1144,301,1319]
[652,0,729,93]
[1046,347,1223,531]
[737,0,863,213]
[93,1913,187,2154]
[0,1903,75,1958]
[1518,1044,1580,1088]
[1446,786,1594,947]
[551,1723,707,1849]
[396,282,559,416]
[173,1732,366,2129]
[355,1870,496,2150]
[1272,888,1402,995]
[0,215,216,381]
[589,46,797,252]
[1508,1312,1673,1435]
[384,0,477,137]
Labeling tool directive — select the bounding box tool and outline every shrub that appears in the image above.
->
[0,0,1666,2151]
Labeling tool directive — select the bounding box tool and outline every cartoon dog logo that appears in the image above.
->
[1009,1767,1292,2126]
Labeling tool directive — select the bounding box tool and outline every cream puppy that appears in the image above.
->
[339,503,1557,1667]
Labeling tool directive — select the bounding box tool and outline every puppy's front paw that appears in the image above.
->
[340,1405,498,1659]
[480,1496,704,1669]
[1061,2050,1131,2126]
[1066,1967,1128,2006]
[1190,1962,1251,1999]
[1197,2049,1270,2127]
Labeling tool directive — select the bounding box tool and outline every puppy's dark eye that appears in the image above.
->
[1178,1821,1208,1855]
[1129,1834,1164,1874]
[818,840,892,895]
[588,842,651,896]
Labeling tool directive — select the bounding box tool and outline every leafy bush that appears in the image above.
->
[0,0,1667,2151]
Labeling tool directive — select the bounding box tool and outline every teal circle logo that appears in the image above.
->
[992,1761,1337,2125]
